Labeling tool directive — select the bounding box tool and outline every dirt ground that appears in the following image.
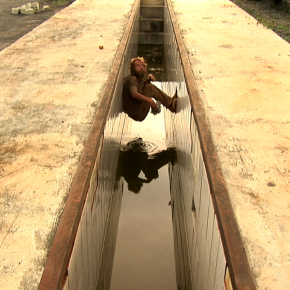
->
[1,0,290,53]
[231,0,290,43]
[0,0,74,51]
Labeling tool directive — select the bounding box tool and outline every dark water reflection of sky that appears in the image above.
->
[110,110,177,290]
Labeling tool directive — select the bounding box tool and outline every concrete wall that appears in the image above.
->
[139,0,165,45]
[162,3,229,289]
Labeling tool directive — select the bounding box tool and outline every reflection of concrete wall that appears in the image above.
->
[62,7,139,290]
[139,0,165,45]
[95,177,123,290]
[162,3,228,290]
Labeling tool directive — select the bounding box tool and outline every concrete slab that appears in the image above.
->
[171,0,290,289]
[0,0,135,288]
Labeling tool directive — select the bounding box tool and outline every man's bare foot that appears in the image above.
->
[168,98,177,113]
[172,88,178,100]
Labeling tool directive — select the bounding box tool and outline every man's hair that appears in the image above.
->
[129,57,147,74]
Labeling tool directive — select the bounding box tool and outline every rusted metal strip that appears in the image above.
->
[38,1,140,289]
[166,0,256,289]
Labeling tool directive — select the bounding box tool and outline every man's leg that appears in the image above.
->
[143,84,177,112]
[129,102,150,122]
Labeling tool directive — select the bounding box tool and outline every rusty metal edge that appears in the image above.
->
[166,0,257,289]
[38,1,140,289]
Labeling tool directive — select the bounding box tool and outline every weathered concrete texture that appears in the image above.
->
[0,0,135,289]
[171,0,290,289]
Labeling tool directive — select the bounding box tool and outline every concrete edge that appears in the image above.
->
[167,0,256,289]
[37,1,140,289]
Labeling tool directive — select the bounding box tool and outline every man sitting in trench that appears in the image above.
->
[123,57,177,121]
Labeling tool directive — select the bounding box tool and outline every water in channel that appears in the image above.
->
[110,45,177,290]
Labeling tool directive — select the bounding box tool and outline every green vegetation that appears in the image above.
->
[52,0,68,5]
[231,0,290,43]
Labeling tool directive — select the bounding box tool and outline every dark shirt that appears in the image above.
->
[123,74,145,115]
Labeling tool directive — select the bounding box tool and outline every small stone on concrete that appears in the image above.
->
[20,6,27,14]
[12,3,39,15]
[31,2,39,12]
[11,7,20,14]
[26,8,34,15]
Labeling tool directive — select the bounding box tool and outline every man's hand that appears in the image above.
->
[148,74,156,82]
[149,98,158,109]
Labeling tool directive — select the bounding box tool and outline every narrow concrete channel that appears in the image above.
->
[107,18,177,290]
[110,110,176,290]
[103,41,177,289]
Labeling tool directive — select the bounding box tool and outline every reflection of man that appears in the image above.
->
[123,57,177,121]
[117,138,176,194]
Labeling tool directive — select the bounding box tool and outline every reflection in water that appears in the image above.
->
[138,45,166,81]
[111,137,178,290]
[117,137,176,193]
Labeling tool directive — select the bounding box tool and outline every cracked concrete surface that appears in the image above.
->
[172,0,290,289]
[0,0,135,288]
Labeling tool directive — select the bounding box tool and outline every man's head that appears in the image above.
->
[129,57,147,79]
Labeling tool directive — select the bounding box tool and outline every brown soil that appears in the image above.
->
[0,0,74,51]
[231,0,290,43]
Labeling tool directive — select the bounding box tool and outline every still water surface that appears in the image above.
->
[110,109,177,290]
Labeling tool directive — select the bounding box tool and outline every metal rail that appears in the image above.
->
[38,1,140,289]
[166,0,256,289]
